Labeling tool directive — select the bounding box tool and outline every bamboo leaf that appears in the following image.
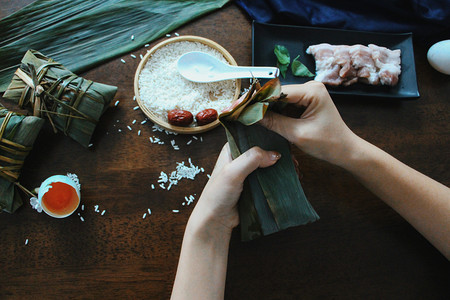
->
[250,78,282,103]
[237,102,268,126]
[0,0,230,92]
[219,78,319,241]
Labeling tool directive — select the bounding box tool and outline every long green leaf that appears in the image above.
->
[0,0,230,92]
[219,78,319,241]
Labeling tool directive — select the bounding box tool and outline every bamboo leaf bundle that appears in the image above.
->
[0,0,230,92]
[219,78,319,241]
[0,104,44,213]
[3,50,117,147]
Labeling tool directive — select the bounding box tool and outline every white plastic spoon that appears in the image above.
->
[177,51,279,83]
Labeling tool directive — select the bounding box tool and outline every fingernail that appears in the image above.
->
[270,152,281,161]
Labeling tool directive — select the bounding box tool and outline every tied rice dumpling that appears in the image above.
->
[0,104,44,213]
[3,50,117,147]
[219,78,319,241]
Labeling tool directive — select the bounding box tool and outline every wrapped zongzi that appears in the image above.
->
[3,50,117,147]
[0,104,44,213]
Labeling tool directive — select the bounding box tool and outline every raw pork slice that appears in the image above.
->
[306,43,401,87]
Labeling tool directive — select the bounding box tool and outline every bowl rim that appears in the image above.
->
[134,35,241,134]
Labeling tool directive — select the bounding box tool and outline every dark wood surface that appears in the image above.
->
[1,2,449,299]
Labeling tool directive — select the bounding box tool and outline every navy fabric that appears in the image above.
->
[235,0,450,40]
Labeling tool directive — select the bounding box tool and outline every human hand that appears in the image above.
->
[259,81,359,167]
[188,143,281,237]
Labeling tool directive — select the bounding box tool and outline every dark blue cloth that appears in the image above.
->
[235,0,450,40]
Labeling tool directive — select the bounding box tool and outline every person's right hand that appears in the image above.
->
[259,81,359,167]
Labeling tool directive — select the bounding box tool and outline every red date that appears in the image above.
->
[167,109,193,126]
[196,109,218,126]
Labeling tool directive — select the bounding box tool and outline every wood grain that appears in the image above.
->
[0,1,449,299]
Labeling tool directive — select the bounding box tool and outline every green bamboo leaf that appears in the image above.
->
[292,55,315,77]
[219,78,319,241]
[251,77,282,103]
[0,0,230,92]
[237,102,268,126]
[274,45,290,65]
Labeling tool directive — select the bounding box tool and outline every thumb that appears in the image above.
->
[228,147,281,183]
[259,110,300,143]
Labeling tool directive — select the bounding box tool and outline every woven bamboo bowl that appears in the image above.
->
[134,36,241,134]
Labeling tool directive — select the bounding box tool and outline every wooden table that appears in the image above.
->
[1,2,449,299]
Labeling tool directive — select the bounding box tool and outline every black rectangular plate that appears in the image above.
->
[252,21,420,99]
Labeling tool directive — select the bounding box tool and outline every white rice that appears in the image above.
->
[138,41,236,122]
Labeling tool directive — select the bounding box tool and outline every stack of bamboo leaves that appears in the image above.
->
[0,0,230,92]
[220,78,319,241]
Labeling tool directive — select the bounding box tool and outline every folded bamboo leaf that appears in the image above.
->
[0,104,44,213]
[0,0,230,92]
[3,50,117,147]
[237,102,268,126]
[220,78,319,241]
[250,78,284,104]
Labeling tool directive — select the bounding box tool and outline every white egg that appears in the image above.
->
[38,174,81,218]
[427,40,450,75]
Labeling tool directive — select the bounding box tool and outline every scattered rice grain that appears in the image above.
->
[131,35,135,40]
[138,130,141,136]
[101,210,106,216]
[132,119,137,124]
[121,59,126,64]
[80,216,85,222]
[114,100,120,106]
[25,239,29,245]
[133,106,139,110]
[143,213,147,219]
[130,54,136,59]
[127,126,132,131]
[172,210,179,213]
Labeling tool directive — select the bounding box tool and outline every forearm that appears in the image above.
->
[339,136,450,259]
[171,216,232,300]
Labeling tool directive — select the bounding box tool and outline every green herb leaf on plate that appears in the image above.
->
[278,62,288,78]
[274,45,290,65]
[292,55,315,77]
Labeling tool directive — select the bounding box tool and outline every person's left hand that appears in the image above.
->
[188,143,281,236]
